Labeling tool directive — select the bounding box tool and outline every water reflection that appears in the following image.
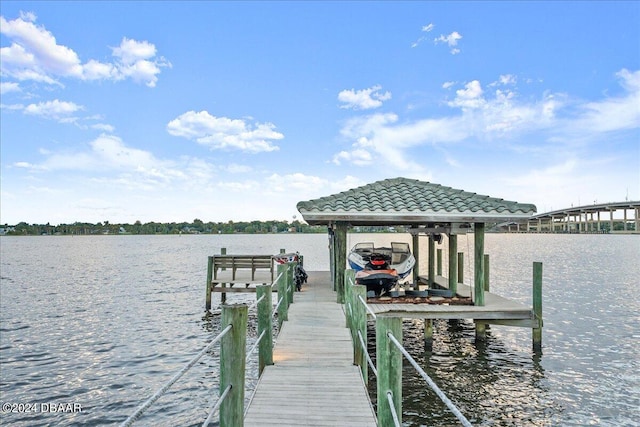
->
[367,319,563,426]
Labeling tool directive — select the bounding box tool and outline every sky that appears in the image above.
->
[1,1,639,225]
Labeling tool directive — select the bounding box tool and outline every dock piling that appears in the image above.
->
[377,316,403,427]
[256,285,273,375]
[206,256,213,310]
[533,262,543,352]
[219,304,248,427]
[276,263,288,326]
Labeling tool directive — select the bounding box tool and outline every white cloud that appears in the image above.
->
[91,123,116,132]
[0,14,169,87]
[570,68,640,133]
[434,31,463,54]
[0,82,21,94]
[496,74,517,86]
[448,80,484,109]
[338,85,392,110]
[224,163,253,173]
[23,99,83,121]
[411,23,435,48]
[167,110,283,153]
[333,69,640,171]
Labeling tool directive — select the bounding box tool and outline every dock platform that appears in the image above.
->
[244,271,377,426]
[368,275,537,327]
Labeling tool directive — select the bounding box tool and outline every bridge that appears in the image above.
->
[500,201,640,234]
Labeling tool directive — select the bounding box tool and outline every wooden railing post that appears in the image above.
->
[457,252,464,285]
[287,262,295,304]
[437,248,442,277]
[352,283,368,384]
[206,255,213,310]
[256,285,273,375]
[277,263,288,326]
[533,262,543,352]
[376,316,402,426]
[345,269,355,329]
[220,304,248,427]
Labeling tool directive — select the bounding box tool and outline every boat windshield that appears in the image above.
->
[391,242,410,253]
[353,242,374,251]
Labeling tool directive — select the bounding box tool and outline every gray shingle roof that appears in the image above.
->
[296,177,537,225]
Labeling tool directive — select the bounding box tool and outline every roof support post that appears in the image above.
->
[428,234,435,287]
[448,234,457,294]
[412,231,420,287]
[328,227,335,290]
[474,222,485,306]
[334,222,348,303]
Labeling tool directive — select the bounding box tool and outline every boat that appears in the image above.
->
[273,252,300,264]
[354,252,399,296]
[348,242,415,279]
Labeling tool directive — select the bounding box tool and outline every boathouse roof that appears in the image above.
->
[296,177,537,226]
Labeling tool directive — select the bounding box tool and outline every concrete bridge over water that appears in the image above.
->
[500,201,640,234]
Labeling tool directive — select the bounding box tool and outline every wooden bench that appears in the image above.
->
[206,254,276,307]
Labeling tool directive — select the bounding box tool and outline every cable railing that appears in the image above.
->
[345,269,473,427]
[120,262,296,427]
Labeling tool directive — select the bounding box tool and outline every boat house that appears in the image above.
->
[297,177,543,349]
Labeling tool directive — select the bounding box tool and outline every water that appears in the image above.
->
[1,234,638,426]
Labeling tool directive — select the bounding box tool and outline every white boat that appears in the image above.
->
[348,242,415,280]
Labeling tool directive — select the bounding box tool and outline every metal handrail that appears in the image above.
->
[123,262,292,426]
[387,332,473,427]
[201,383,232,427]
[248,293,266,310]
[386,391,401,427]
[357,330,377,377]
[271,270,285,288]
[120,324,233,427]
[358,294,377,319]
[246,330,266,362]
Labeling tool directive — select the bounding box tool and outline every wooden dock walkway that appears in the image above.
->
[244,271,377,427]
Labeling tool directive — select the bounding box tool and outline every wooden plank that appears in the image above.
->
[244,271,377,426]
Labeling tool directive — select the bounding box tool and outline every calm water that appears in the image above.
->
[1,234,638,426]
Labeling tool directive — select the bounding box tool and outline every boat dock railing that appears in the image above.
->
[345,271,474,426]
[120,263,295,427]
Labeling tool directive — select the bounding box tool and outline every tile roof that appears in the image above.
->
[297,177,537,225]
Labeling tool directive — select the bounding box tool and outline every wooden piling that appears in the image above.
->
[474,223,485,306]
[449,235,457,294]
[277,263,288,326]
[334,222,348,303]
[412,232,420,286]
[424,319,433,352]
[220,304,248,427]
[206,255,213,310]
[457,252,464,285]
[428,236,435,286]
[484,254,490,292]
[352,284,368,384]
[345,269,355,330]
[286,262,294,304]
[376,316,402,427]
[475,322,486,342]
[533,262,543,352]
[256,285,273,375]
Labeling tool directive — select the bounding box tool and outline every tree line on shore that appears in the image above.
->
[1,219,401,236]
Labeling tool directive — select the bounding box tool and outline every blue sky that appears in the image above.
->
[1,1,639,225]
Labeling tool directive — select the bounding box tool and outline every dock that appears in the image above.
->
[369,275,536,326]
[244,271,377,427]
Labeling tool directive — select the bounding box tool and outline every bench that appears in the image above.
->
[206,254,276,307]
